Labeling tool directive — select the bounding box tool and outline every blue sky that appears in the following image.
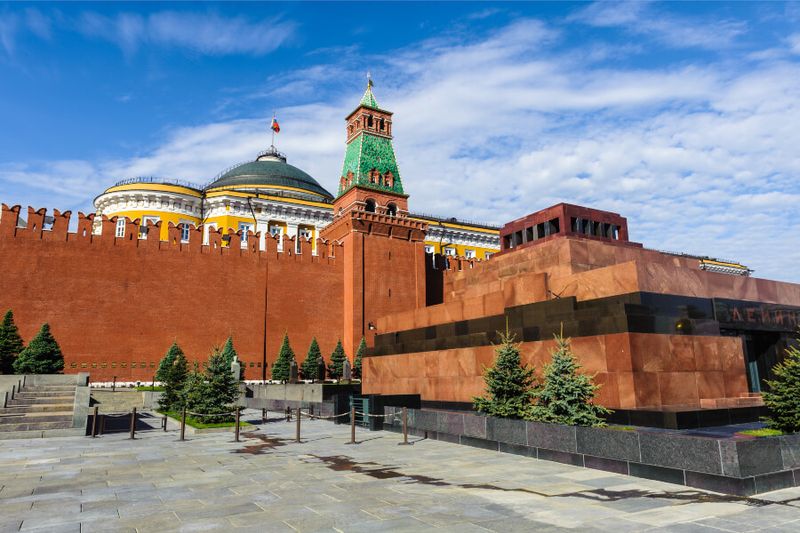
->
[1,1,800,281]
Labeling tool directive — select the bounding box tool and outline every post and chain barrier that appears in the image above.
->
[85,403,411,447]
[179,407,242,443]
[293,406,407,445]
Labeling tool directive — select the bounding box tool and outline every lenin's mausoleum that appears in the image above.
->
[1,83,799,417]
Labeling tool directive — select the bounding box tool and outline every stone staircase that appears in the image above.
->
[0,384,76,433]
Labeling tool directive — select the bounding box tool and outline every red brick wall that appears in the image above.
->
[0,205,343,381]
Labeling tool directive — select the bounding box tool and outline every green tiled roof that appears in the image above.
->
[360,85,379,109]
[209,160,333,200]
[339,133,404,196]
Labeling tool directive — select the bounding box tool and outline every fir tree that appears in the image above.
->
[763,334,800,433]
[328,340,347,380]
[155,342,183,382]
[353,337,367,380]
[473,329,537,419]
[301,337,322,380]
[182,363,210,415]
[0,310,24,374]
[220,336,243,380]
[13,323,63,374]
[530,332,610,427]
[202,347,240,423]
[157,346,188,412]
[271,333,295,382]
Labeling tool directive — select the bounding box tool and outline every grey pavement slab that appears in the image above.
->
[0,409,799,531]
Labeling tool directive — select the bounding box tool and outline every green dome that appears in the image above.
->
[207,149,333,201]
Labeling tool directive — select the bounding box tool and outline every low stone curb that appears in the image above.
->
[382,407,800,496]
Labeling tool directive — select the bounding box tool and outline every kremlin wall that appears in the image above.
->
[2,82,800,413]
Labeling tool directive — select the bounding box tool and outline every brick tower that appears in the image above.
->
[321,78,427,358]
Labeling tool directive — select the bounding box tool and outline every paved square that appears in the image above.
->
[1,410,800,532]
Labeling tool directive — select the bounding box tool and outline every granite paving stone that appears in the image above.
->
[0,408,799,531]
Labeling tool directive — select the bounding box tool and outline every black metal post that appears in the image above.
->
[180,407,186,441]
[349,406,356,444]
[129,407,137,439]
[91,406,99,438]
[235,408,241,443]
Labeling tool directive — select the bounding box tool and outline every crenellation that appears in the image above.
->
[0,204,21,236]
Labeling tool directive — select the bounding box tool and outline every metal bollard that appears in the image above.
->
[285,406,291,422]
[399,407,411,446]
[162,416,167,432]
[235,408,241,443]
[180,407,186,441]
[129,407,137,439]
[295,407,301,443]
[112,376,116,392]
[262,407,266,424]
[10,384,15,401]
[91,406,99,438]
[348,406,356,444]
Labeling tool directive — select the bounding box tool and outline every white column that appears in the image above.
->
[286,222,298,253]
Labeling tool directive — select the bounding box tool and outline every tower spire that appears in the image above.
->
[339,80,403,197]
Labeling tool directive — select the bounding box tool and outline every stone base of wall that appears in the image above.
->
[382,407,800,496]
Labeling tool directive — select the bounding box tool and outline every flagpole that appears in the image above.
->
[271,111,276,148]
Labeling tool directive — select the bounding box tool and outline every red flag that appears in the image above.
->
[270,118,280,133]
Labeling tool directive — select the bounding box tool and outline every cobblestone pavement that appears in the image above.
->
[1,410,800,532]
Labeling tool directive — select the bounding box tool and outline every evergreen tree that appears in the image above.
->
[530,332,610,427]
[353,337,367,380]
[202,347,240,423]
[301,337,322,380]
[157,347,188,412]
[328,340,347,380]
[13,323,63,374]
[155,342,183,382]
[271,333,295,382]
[0,310,24,374]
[182,363,210,415]
[763,334,800,433]
[473,329,537,419]
[220,336,243,380]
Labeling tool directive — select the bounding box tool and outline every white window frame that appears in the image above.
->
[140,215,160,239]
[464,249,476,259]
[424,245,435,254]
[484,252,493,260]
[443,247,456,257]
[179,220,192,243]
[115,218,126,238]
[238,222,254,246]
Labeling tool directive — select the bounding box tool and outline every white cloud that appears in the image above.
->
[0,13,17,55]
[77,10,295,56]
[789,33,800,54]
[570,1,747,50]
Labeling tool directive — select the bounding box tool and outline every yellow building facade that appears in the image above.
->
[94,146,501,258]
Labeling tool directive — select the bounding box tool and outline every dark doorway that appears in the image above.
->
[740,331,783,393]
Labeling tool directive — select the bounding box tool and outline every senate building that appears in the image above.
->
[93,83,501,262]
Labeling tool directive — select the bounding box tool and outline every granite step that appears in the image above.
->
[16,390,76,397]
[18,385,76,392]
[0,420,74,432]
[7,396,75,405]
[0,412,73,424]
[1,404,76,414]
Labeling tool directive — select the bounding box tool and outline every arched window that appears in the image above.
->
[379,118,385,131]
[367,115,373,128]
[364,199,376,213]
[386,203,397,217]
